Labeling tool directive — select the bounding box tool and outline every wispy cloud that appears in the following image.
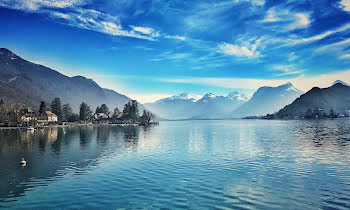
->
[0,0,184,41]
[164,35,186,41]
[316,38,350,53]
[218,39,261,58]
[273,65,304,76]
[262,7,310,31]
[157,69,350,92]
[340,54,350,59]
[340,0,350,12]
[131,26,160,38]
[0,0,83,11]
[291,23,350,45]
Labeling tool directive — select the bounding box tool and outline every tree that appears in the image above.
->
[95,104,109,115]
[140,110,153,125]
[63,104,73,120]
[305,109,313,118]
[39,101,47,115]
[0,99,4,105]
[68,113,80,122]
[51,98,64,121]
[330,109,335,118]
[0,102,8,124]
[79,102,92,121]
[122,100,139,122]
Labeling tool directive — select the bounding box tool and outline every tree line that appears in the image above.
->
[0,98,153,126]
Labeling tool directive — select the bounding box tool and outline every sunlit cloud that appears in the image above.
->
[218,39,261,58]
[340,0,350,12]
[340,54,350,59]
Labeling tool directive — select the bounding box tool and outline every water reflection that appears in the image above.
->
[0,125,145,205]
[1,120,350,209]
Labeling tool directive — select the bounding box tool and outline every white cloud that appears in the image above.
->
[53,12,70,19]
[262,8,310,30]
[1,0,83,11]
[234,0,265,6]
[0,0,180,41]
[131,26,154,35]
[316,38,350,53]
[218,39,261,58]
[340,0,350,12]
[273,65,304,76]
[340,54,350,59]
[165,35,186,41]
[150,52,190,61]
[292,23,350,45]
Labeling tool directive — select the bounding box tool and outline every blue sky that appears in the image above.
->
[1,0,350,102]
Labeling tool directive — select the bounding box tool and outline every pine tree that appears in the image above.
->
[80,102,92,121]
[95,104,109,115]
[39,101,47,115]
[122,100,140,122]
[0,102,8,124]
[100,104,109,115]
[51,98,64,121]
[63,104,73,120]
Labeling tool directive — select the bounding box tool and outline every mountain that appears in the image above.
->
[231,82,303,118]
[275,83,350,118]
[0,48,141,112]
[144,93,200,119]
[145,92,249,120]
[333,80,350,87]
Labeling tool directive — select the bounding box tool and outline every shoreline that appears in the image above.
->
[0,122,158,130]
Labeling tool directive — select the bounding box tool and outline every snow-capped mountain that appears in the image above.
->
[231,82,303,118]
[227,91,250,101]
[156,93,202,104]
[145,91,249,120]
[333,80,350,87]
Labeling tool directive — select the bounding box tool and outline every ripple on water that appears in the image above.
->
[1,120,350,209]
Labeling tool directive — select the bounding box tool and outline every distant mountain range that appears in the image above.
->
[145,92,249,119]
[0,48,140,112]
[146,82,303,120]
[275,82,350,117]
[231,82,303,118]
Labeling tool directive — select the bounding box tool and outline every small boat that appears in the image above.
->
[20,158,26,166]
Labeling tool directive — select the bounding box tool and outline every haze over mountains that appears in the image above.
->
[231,83,303,118]
[145,92,250,119]
[145,82,304,120]
[0,48,140,111]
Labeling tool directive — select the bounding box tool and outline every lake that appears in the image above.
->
[1,119,350,209]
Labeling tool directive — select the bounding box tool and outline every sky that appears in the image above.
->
[0,0,350,103]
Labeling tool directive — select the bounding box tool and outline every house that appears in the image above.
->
[92,113,109,124]
[92,112,125,124]
[112,112,125,124]
[20,109,37,125]
[37,111,58,125]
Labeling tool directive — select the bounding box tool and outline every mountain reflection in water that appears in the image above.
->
[0,120,350,209]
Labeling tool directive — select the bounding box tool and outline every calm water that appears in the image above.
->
[1,120,350,209]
